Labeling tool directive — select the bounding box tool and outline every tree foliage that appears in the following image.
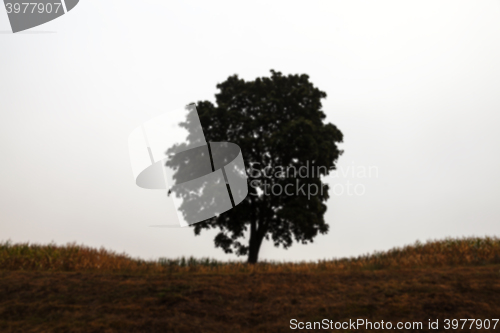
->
[191,70,343,263]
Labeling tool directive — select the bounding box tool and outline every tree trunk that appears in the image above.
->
[247,226,264,264]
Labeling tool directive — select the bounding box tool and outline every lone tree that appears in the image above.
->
[190,70,343,263]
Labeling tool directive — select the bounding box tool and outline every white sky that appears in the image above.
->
[1,0,499,261]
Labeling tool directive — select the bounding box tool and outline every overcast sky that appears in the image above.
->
[1,0,500,262]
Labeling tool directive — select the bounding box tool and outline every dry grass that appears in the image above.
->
[1,236,500,273]
[1,266,500,332]
[1,237,500,332]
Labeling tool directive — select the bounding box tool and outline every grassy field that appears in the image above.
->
[1,237,499,332]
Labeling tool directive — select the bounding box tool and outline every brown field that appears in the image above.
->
[1,237,499,332]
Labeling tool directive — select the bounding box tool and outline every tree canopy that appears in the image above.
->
[174,70,343,263]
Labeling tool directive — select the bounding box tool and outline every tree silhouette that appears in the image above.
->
[168,70,343,263]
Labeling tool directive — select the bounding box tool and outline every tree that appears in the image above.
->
[176,70,343,263]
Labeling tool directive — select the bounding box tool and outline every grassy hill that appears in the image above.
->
[1,237,499,332]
